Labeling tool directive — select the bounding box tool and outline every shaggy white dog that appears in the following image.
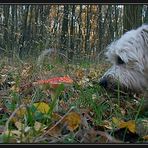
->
[99,24,148,94]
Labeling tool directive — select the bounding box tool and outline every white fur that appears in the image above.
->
[101,24,148,92]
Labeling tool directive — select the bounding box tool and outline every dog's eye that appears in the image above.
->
[117,56,125,65]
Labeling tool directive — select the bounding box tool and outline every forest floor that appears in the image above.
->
[0,55,147,144]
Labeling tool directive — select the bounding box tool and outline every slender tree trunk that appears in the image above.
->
[98,5,102,52]
[3,5,10,48]
[19,5,30,59]
[114,5,119,37]
[3,5,11,61]
[78,5,82,55]
[60,5,69,61]
[69,5,75,60]
[85,5,91,55]
[123,5,143,33]
[143,5,148,23]
[108,5,114,42]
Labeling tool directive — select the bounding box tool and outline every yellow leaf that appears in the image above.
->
[143,135,148,140]
[112,117,136,133]
[64,112,81,132]
[112,117,121,126]
[123,120,136,133]
[33,102,50,114]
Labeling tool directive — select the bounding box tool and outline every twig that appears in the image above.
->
[4,104,26,132]
[43,106,75,136]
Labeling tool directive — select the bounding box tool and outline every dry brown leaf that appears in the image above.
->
[4,130,25,138]
[63,111,81,132]
[51,112,62,121]
[21,65,32,79]
[75,69,85,79]
[88,70,98,79]
[15,121,25,131]
[15,121,31,133]
[103,120,113,130]
[34,121,47,132]
[11,107,27,122]
[0,74,7,84]
[48,125,62,137]
[10,85,20,93]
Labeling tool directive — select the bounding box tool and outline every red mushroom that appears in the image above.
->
[33,75,73,88]
[33,76,73,112]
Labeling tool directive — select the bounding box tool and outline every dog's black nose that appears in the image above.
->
[99,78,108,88]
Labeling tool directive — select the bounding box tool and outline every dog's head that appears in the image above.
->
[99,24,148,94]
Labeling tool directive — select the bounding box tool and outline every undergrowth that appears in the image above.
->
[0,55,147,143]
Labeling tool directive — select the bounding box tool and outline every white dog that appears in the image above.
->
[99,24,148,94]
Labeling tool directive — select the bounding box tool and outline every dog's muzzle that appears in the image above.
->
[99,77,134,96]
[99,76,122,91]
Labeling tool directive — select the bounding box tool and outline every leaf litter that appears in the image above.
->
[0,62,147,143]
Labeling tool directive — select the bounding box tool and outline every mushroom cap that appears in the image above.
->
[34,76,73,86]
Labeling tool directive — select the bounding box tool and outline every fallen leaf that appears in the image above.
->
[88,70,98,79]
[15,121,31,133]
[21,64,32,79]
[122,120,136,133]
[75,69,85,79]
[15,121,25,131]
[4,130,23,137]
[10,85,20,93]
[11,107,27,122]
[34,121,47,132]
[63,111,81,132]
[143,135,148,140]
[103,120,113,130]
[33,102,50,114]
[0,74,7,84]
[51,112,62,121]
[112,117,136,133]
[48,124,62,137]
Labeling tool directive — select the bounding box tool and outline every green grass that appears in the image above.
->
[0,55,147,143]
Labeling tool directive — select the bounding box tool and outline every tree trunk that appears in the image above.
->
[123,5,143,33]
[19,5,30,59]
[69,5,75,60]
[60,5,69,61]
[143,5,148,23]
